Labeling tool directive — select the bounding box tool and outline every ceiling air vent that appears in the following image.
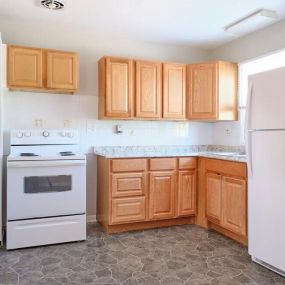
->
[41,0,64,10]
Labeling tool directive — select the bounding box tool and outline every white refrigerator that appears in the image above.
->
[246,67,285,276]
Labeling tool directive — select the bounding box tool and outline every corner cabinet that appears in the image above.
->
[99,57,134,119]
[204,158,247,244]
[97,156,197,233]
[7,45,79,93]
[187,61,238,121]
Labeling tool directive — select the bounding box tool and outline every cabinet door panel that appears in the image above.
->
[206,172,222,223]
[222,177,247,236]
[187,63,217,120]
[8,46,43,88]
[163,63,186,119]
[111,197,146,224]
[136,61,162,118]
[106,57,133,118]
[47,51,78,90]
[111,173,146,198]
[149,171,176,220]
[178,170,196,216]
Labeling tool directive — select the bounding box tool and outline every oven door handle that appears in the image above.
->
[8,160,86,168]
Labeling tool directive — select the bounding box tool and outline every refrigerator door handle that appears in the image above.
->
[245,83,253,176]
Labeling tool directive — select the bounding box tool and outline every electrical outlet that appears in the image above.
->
[225,128,231,136]
[63,120,71,128]
[35,119,43,128]
[86,120,96,134]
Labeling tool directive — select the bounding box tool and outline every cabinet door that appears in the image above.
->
[8,46,43,88]
[111,173,146,198]
[221,177,247,236]
[47,51,78,90]
[163,63,186,119]
[105,57,134,118]
[111,197,146,224]
[206,172,222,223]
[187,63,217,120]
[136,61,162,118]
[149,171,176,220]
[177,170,196,216]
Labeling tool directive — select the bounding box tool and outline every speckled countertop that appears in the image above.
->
[93,145,247,163]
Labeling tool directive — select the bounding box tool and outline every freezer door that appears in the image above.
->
[248,67,285,130]
[248,131,285,272]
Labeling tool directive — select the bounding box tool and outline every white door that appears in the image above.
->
[248,67,285,130]
[248,130,285,272]
[7,160,86,220]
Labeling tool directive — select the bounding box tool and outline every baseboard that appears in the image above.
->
[87,215,97,223]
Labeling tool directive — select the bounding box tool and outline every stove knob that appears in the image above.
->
[42,130,50,138]
[16,131,24,138]
[24,131,31,137]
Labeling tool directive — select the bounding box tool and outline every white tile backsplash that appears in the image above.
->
[3,90,213,154]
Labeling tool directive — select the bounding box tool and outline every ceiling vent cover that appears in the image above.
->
[41,0,64,10]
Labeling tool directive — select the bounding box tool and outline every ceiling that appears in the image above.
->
[0,0,285,49]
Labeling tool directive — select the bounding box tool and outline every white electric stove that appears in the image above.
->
[7,129,86,250]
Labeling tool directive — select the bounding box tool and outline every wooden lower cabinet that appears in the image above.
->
[97,156,247,244]
[111,197,146,224]
[111,172,146,198]
[206,172,222,223]
[149,171,176,220]
[203,158,247,244]
[221,176,247,236]
[97,156,197,233]
[177,170,196,216]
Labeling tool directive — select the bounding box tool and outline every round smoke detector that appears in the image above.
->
[41,0,64,10]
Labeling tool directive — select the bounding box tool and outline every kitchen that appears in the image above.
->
[0,0,285,284]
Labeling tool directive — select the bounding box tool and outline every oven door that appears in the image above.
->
[7,160,86,220]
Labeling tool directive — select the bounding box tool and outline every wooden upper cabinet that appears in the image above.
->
[206,172,222,223]
[187,61,238,121]
[178,170,196,216]
[7,45,79,93]
[221,176,247,236]
[99,57,134,119]
[163,63,186,119]
[149,171,176,220]
[46,51,78,91]
[187,63,217,120]
[136,61,162,118]
[8,46,43,88]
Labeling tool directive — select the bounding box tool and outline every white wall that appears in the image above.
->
[210,19,285,146]
[0,17,213,217]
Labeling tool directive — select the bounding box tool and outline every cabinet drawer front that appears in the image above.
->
[150,158,177,170]
[178,157,197,170]
[111,173,146,197]
[111,197,146,224]
[205,158,247,178]
[111,159,147,172]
